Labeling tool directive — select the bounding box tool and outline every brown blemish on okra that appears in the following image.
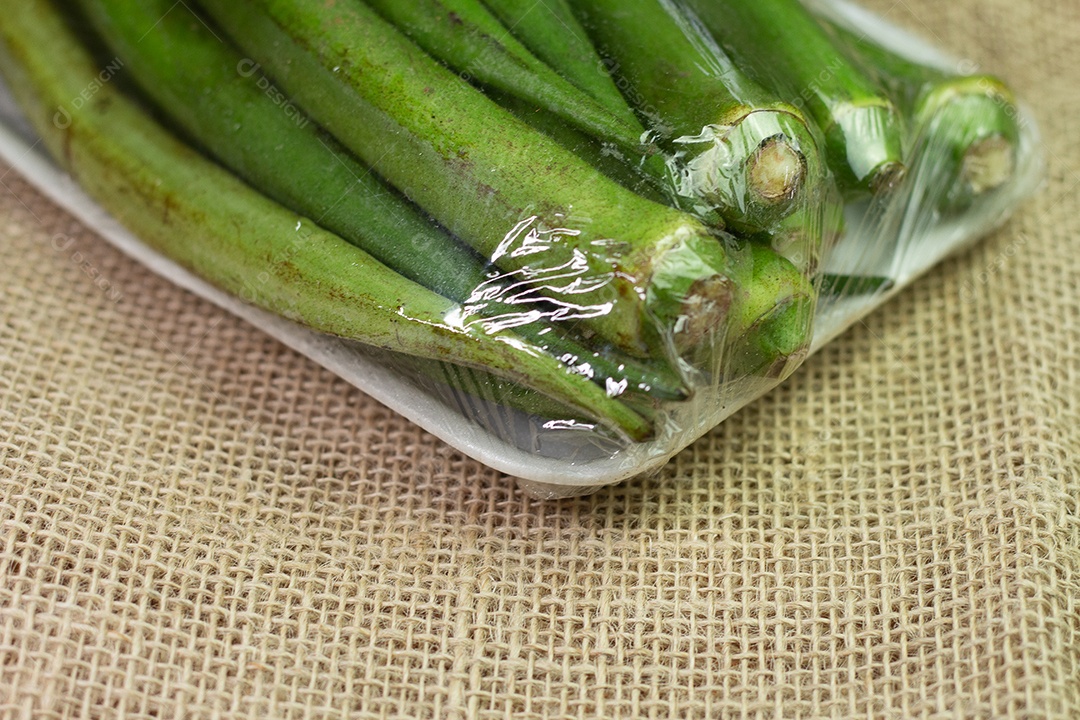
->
[748,136,806,203]
[676,274,734,350]
[640,229,737,356]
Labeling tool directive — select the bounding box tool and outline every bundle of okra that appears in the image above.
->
[0,0,1021,444]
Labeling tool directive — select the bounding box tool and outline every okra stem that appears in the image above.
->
[568,0,821,233]
[820,19,1019,206]
[685,0,907,198]
[919,79,1018,205]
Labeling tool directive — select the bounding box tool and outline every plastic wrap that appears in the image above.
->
[0,0,1042,497]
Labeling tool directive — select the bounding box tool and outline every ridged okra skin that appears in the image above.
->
[567,0,822,234]
[198,0,738,361]
[0,0,655,441]
[361,0,647,153]
[480,0,643,134]
[685,0,907,198]
[493,90,671,205]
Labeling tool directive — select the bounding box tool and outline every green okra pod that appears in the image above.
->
[493,91,722,226]
[684,0,907,198]
[396,354,609,432]
[80,0,474,305]
[0,0,655,441]
[361,0,647,154]
[480,0,641,132]
[78,0,690,408]
[751,181,846,275]
[198,0,738,360]
[492,90,670,205]
[723,244,816,380]
[567,0,823,234]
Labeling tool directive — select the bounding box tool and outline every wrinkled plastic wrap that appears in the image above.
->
[0,0,1042,497]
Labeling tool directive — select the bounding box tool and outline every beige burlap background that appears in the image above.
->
[1,0,1078,717]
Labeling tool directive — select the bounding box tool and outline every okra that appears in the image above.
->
[752,182,846,274]
[397,354,600,431]
[78,0,476,304]
[492,90,670,205]
[723,244,816,380]
[820,19,1019,208]
[685,0,907,197]
[198,0,737,360]
[480,0,641,133]
[361,0,646,154]
[496,92,728,227]
[0,0,654,441]
[918,78,1019,209]
[567,0,822,234]
[78,0,689,405]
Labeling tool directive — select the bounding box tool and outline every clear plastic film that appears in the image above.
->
[0,0,1042,497]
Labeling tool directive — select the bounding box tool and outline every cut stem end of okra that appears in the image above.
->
[918,77,1020,199]
[869,161,907,196]
[748,136,806,204]
[829,101,908,196]
[677,110,814,232]
[644,231,735,354]
[964,134,1016,194]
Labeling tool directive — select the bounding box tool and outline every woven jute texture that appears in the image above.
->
[1,0,1078,717]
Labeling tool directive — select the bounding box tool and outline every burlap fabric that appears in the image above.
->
[1,0,1077,717]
